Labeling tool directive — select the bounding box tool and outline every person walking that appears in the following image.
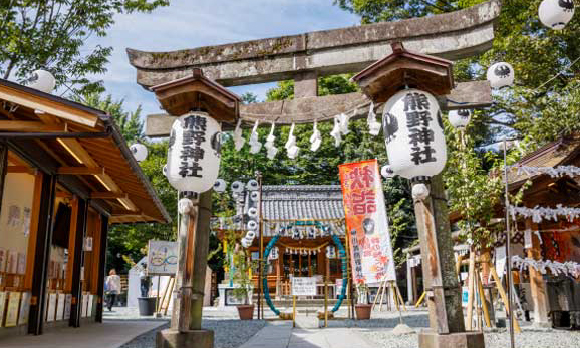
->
[105,269,121,311]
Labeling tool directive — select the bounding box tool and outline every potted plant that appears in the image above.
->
[231,248,255,320]
[354,283,372,320]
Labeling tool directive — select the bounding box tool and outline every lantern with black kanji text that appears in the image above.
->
[382,89,447,179]
[166,111,222,192]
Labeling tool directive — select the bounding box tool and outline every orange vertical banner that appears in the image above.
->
[339,159,396,285]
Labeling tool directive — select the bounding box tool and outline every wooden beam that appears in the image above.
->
[0,84,99,127]
[56,138,139,211]
[146,81,492,136]
[0,120,64,132]
[58,167,105,175]
[7,165,35,174]
[55,191,73,198]
[90,191,128,200]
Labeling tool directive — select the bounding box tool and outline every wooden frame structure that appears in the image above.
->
[0,78,170,336]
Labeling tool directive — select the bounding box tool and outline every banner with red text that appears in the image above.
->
[339,160,396,284]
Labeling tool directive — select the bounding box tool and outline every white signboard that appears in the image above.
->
[148,241,178,275]
[291,277,317,296]
[56,293,65,321]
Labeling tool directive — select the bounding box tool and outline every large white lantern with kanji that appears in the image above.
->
[166,111,222,193]
[382,89,447,179]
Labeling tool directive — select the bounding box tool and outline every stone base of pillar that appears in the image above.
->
[157,329,214,348]
[531,321,551,329]
[418,330,484,348]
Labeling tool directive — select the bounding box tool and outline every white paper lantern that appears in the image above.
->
[166,112,222,192]
[23,69,55,93]
[241,237,252,248]
[245,231,256,240]
[247,220,258,230]
[246,179,259,191]
[539,0,575,30]
[250,191,259,202]
[448,109,472,129]
[248,207,258,218]
[213,179,227,192]
[487,62,515,89]
[130,143,148,162]
[380,165,394,178]
[382,89,447,179]
[231,181,244,193]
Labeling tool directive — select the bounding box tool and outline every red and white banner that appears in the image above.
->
[339,159,396,284]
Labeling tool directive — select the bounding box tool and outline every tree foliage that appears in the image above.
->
[0,0,169,94]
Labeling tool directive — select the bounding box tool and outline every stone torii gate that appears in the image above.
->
[128,0,501,137]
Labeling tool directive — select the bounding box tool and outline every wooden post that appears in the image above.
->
[293,295,296,328]
[69,198,88,328]
[171,191,213,332]
[525,219,549,326]
[95,215,108,323]
[477,267,492,328]
[28,174,56,335]
[489,263,521,333]
[324,277,328,327]
[466,248,476,330]
[413,176,465,334]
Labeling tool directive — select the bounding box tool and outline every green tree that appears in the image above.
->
[0,0,169,94]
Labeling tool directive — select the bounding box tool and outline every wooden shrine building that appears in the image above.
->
[216,185,347,303]
[0,78,171,337]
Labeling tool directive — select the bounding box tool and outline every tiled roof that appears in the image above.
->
[261,185,345,236]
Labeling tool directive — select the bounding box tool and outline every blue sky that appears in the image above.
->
[89,0,359,118]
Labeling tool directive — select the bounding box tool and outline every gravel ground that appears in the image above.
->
[359,326,580,348]
[118,319,266,348]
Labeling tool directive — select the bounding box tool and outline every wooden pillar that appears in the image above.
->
[95,215,108,323]
[525,219,549,326]
[69,198,88,328]
[28,174,56,335]
[172,191,212,332]
[413,176,465,334]
[0,144,8,217]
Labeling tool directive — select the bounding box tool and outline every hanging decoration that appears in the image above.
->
[248,207,258,218]
[538,0,575,30]
[330,116,342,147]
[367,102,381,136]
[269,246,279,260]
[213,179,227,192]
[250,191,259,201]
[285,123,300,159]
[310,120,322,152]
[448,109,472,129]
[248,120,262,154]
[382,89,447,179]
[509,204,580,223]
[265,122,278,160]
[487,62,515,89]
[166,111,222,193]
[511,165,580,179]
[280,243,328,255]
[130,143,148,162]
[511,255,580,278]
[233,118,245,151]
[338,112,350,134]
